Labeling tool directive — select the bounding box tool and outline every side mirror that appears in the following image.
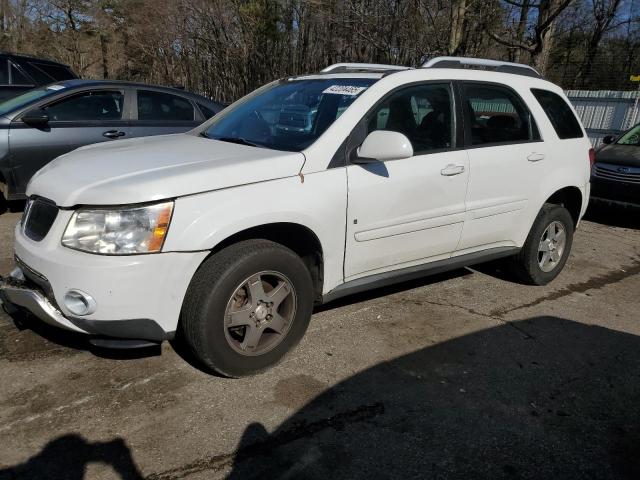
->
[602,135,615,145]
[21,109,49,127]
[353,130,413,164]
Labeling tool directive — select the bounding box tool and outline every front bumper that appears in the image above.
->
[0,269,84,333]
[2,214,208,341]
[590,165,640,207]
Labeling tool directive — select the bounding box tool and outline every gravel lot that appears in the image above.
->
[1,202,639,479]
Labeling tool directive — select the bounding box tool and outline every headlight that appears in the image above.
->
[62,201,174,255]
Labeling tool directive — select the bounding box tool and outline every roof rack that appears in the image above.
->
[422,56,541,79]
[321,63,412,74]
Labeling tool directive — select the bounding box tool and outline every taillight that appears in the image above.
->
[589,148,596,168]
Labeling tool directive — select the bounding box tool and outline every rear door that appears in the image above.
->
[456,82,546,252]
[128,89,202,138]
[8,88,130,195]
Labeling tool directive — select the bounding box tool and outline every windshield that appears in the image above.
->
[201,78,376,151]
[617,124,640,146]
[0,84,66,116]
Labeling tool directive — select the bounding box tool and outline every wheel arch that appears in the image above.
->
[543,186,583,227]
[204,222,325,303]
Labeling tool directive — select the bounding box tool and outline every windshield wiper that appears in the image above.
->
[211,136,260,147]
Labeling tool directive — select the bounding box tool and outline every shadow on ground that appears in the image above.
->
[0,198,25,216]
[1,311,161,362]
[4,318,640,479]
[585,202,640,230]
[0,434,143,480]
[151,316,640,480]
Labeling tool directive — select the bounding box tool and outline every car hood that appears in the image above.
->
[27,134,306,206]
[596,144,640,168]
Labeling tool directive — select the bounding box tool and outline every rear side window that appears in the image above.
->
[30,62,76,81]
[531,89,583,139]
[20,62,53,84]
[137,90,195,121]
[462,83,539,146]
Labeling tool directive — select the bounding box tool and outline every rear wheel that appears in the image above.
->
[511,204,574,285]
[180,239,314,377]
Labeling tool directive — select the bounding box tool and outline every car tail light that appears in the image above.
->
[589,147,596,168]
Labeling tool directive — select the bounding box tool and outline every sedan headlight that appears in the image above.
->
[62,201,174,255]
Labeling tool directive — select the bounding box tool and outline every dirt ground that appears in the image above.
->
[1,202,639,479]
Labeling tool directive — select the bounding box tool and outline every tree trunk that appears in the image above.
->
[514,0,530,63]
[99,33,109,79]
[448,0,468,55]
[532,21,556,74]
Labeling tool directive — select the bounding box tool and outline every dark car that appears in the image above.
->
[0,80,223,201]
[590,124,640,208]
[0,53,77,102]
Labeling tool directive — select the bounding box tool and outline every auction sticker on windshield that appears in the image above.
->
[322,85,367,96]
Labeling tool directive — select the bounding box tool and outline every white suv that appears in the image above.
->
[0,57,592,376]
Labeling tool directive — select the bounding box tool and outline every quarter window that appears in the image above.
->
[198,103,217,119]
[43,91,124,121]
[462,83,538,146]
[10,63,31,85]
[137,90,195,121]
[531,88,583,139]
[366,83,453,154]
[0,60,8,85]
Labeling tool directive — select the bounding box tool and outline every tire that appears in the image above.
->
[180,239,314,377]
[510,203,574,286]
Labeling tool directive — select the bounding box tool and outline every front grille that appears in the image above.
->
[23,197,59,241]
[593,163,640,184]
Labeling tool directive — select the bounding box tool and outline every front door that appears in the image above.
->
[344,83,469,279]
[8,88,129,195]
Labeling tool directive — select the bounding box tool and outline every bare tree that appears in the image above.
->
[487,0,574,73]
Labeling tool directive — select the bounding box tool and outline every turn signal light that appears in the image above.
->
[588,148,596,168]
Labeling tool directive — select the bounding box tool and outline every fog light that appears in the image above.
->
[64,290,97,316]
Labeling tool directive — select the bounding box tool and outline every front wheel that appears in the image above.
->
[180,239,314,377]
[510,203,575,285]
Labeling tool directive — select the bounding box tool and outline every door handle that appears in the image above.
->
[440,164,465,176]
[527,152,545,162]
[103,130,126,139]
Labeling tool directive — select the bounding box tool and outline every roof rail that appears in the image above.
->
[422,56,541,79]
[321,63,412,74]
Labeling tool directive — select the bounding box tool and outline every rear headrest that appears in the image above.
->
[487,115,516,129]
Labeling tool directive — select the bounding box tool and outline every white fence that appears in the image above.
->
[566,89,640,147]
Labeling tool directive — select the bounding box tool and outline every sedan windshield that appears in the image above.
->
[201,78,376,151]
[617,124,640,146]
[0,84,66,116]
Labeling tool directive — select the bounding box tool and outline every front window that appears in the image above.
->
[366,83,453,154]
[44,90,124,121]
[617,125,640,146]
[201,78,376,151]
